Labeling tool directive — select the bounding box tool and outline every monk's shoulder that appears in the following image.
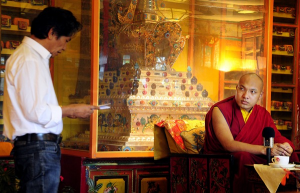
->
[216,98,234,114]
[254,105,271,116]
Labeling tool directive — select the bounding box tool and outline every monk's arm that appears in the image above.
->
[212,107,266,155]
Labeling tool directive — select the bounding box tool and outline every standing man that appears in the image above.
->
[3,7,99,193]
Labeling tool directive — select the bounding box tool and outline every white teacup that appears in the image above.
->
[272,156,289,165]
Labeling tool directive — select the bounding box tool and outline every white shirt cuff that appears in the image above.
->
[44,104,62,128]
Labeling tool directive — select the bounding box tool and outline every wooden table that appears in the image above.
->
[245,164,297,193]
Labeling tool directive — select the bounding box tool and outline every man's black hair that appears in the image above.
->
[31,7,82,39]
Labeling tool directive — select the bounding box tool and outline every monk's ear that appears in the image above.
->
[259,91,263,99]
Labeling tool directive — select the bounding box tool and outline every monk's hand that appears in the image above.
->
[271,142,293,156]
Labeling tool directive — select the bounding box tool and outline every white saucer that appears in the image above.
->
[269,163,295,168]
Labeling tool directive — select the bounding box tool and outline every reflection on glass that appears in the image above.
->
[53,1,92,151]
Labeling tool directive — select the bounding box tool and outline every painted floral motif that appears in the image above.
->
[146,181,161,193]
[210,159,231,192]
[103,182,118,193]
[107,113,113,126]
[192,130,205,152]
[171,157,188,192]
[142,114,160,133]
[140,117,146,126]
[179,115,190,120]
[190,158,208,192]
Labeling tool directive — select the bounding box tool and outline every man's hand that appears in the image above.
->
[271,142,293,156]
[62,104,100,119]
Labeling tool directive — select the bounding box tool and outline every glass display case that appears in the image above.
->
[51,0,272,158]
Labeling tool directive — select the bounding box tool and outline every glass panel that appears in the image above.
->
[98,0,267,152]
[53,0,92,151]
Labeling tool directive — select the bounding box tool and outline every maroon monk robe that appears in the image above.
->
[203,96,299,193]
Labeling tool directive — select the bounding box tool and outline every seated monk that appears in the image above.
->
[202,73,299,193]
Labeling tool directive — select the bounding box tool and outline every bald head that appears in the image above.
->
[239,73,263,93]
[235,73,264,111]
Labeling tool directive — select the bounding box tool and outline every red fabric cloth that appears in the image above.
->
[203,96,299,193]
[203,96,296,153]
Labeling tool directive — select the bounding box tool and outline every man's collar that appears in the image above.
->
[22,36,51,60]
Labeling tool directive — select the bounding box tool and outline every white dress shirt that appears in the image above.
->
[3,36,63,140]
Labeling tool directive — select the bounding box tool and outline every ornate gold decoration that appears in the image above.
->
[145,22,186,68]
[117,0,138,24]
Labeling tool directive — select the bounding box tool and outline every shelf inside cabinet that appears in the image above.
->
[0,119,3,125]
[1,48,15,55]
[278,129,293,136]
[272,50,294,56]
[271,69,292,75]
[272,32,294,38]
[1,25,31,36]
[0,96,3,101]
[273,12,295,19]
[1,1,47,11]
[271,106,292,112]
[273,23,297,28]
[276,125,291,130]
[271,88,293,93]
[272,84,295,88]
